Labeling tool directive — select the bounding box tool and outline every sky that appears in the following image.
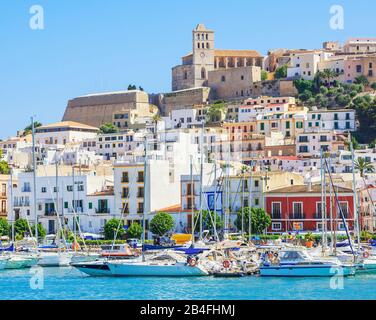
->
[0,0,375,139]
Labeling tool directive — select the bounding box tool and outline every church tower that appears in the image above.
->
[192,24,215,88]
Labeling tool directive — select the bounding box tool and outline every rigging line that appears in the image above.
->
[324,158,355,256]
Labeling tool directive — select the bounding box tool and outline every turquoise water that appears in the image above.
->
[1,267,376,300]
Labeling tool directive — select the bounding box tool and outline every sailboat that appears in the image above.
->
[107,251,208,277]
[0,256,10,270]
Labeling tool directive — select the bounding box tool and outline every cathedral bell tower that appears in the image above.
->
[192,24,215,88]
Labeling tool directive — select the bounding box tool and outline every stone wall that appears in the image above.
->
[208,66,261,100]
[62,90,150,128]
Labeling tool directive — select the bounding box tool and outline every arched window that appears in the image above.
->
[184,71,188,80]
[202,33,205,40]
[198,43,200,49]
[206,34,209,40]
[206,43,210,49]
[201,67,206,79]
[197,34,200,40]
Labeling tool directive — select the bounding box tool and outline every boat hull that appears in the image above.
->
[108,262,208,277]
[260,265,355,277]
[38,252,72,267]
[72,261,112,277]
[0,258,9,270]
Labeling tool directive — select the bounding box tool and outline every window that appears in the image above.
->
[77,185,84,192]
[299,146,309,153]
[41,187,47,193]
[272,202,281,219]
[293,202,303,219]
[221,75,226,82]
[122,187,129,198]
[137,171,144,183]
[254,180,259,188]
[201,67,206,79]
[67,185,73,192]
[272,223,282,231]
[338,202,348,218]
[122,172,129,183]
[137,187,144,198]
[296,122,303,129]
[88,202,93,210]
[356,65,362,73]
[260,123,265,131]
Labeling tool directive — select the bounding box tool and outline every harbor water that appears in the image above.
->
[1,267,376,300]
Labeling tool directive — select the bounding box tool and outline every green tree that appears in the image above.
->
[371,82,376,93]
[149,212,175,236]
[104,218,125,240]
[298,90,313,102]
[127,222,143,239]
[354,75,369,87]
[0,160,10,174]
[127,84,137,90]
[194,210,224,234]
[274,65,287,79]
[206,102,226,123]
[31,223,47,240]
[355,157,375,177]
[293,79,314,94]
[0,218,10,237]
[14,219,30,239]
[99,123,119,134]
[261,70,268,81]
[235,207,271,235]
[24,122,42,135]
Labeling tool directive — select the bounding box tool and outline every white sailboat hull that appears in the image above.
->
[0,257,9,270]
[38,252,72,267]
[260,264,355,277]
[108,261,208,277]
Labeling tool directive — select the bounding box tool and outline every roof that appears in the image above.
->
[214,49,262,58]
[154,204,181,213]
[88,189,114,197]
[267,184,353,194]
[37,121,99,131]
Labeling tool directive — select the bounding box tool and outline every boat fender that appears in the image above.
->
[363,251,370,259]
[188,258,197,267]
[223,260,231,269]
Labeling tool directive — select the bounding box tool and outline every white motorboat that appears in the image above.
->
[70,252,101,264]
[260,248,355,277]
[107,252,208,277]
[72,259,114,277]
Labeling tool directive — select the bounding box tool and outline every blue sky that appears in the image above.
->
[0,0,375,138]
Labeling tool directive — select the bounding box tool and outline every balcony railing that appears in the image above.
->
[95,208,110,214]
[271,214,282,219]
[289,213,306,220]
[45,210,57,216]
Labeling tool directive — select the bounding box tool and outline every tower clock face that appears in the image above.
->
[200,52,206,59]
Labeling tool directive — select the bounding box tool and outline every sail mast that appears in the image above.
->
[31,116,38,244]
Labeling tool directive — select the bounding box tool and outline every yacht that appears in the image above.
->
[107,251,208,277]
[260,248,355,277]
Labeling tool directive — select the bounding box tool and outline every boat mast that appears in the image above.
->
[190,155,194,244]
[320,150,326,253]
[31,116,38,244]
[198,122,204,240]
[142,136,148,262]
[10,167,14,242]
[350,139,361,252]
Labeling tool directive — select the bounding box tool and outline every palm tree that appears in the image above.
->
[355,157,375,177]
[321,69,339,86]
[152,113,162,137]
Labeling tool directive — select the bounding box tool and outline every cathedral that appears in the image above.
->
[171,24,264,93]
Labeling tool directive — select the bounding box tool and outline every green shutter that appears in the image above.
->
[89,202,93,209]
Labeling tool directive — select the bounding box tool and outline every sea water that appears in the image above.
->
[1,267,376,300]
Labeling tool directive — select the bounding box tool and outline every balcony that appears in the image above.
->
[1,192,6,197]
[95,208,110,214]
[22,188,31,193]
[121,178,129,183]
[289,213,306,220]
[271,213,282,219]
[45,209,57,217]
[122,193,129,198]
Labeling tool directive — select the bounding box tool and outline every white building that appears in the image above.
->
[287,51,334,80]
[35,121,99,146]
[10,169,113,235]
[305,109,356,133]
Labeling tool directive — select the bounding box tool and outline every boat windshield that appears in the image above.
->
[279,250,310,261]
